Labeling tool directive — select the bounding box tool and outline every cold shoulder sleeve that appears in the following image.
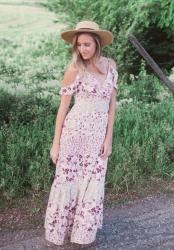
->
[108,58,118,92]
[59,74,81,96]
[110,65,118,92]
[112,67,118,91]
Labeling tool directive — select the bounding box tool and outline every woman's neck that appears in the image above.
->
[85,56,106,75]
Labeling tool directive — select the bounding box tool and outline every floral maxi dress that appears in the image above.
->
[44,58,118,245]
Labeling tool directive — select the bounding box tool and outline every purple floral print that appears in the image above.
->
[44,58,118,245]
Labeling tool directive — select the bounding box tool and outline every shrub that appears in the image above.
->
[45,0,174,76]
[0,90,173,197]
[107,96,174,190]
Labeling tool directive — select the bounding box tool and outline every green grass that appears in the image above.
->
[0,33,70,96]
[0,0,68,96]
[0,0,173,199]
[0,89,173,198]
[107,97,174,191]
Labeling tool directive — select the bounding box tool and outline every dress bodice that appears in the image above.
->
[59,58,118,113]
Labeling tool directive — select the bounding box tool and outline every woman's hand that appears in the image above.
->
[100,138,112,160]
[50,143,60,165]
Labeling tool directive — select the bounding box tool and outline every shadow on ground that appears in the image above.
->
[1,193,174,250]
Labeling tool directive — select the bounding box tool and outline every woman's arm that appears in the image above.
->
[105,87,117,144]
[100,90,117,159]
[52,65,78,145]
[100,59,118,159]
[105,58,118,142]
[50,64,78,164]
[52,97,71,147]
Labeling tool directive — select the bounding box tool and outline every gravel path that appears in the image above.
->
[1,193,174,250]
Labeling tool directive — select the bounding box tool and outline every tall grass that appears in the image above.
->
[0,88,173,198]
[108,96,174,191]
[0,4,173,199]
[45,0,174,75]
[0,33,70,94]
[0,91,59,197]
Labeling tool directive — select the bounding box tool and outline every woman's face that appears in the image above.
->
[76,33,97,61]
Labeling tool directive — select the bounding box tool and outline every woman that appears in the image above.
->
[44,20,118,247]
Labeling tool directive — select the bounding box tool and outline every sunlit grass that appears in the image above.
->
[0,0,173,199]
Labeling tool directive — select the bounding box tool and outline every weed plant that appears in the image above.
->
[45,0,174,76]
[0,87,173,198]
[0,4,173,198]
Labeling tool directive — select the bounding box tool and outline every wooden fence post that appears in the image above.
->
[128,34,174,94]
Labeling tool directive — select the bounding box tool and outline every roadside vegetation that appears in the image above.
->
[0,0,173,199]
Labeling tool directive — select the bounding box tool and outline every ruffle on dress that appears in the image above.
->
[110,65,119,92]
[45,58,119,245]
[44,177,105,245]
[59,75,82,95]
[59,64,118,98]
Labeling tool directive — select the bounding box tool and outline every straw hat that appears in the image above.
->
[61,21,113,47]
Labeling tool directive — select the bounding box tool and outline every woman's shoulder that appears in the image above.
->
[101,56,117,70]
[108,57,118,70]
[62,63,79,86]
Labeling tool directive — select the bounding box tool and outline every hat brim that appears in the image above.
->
[61,29,113,47]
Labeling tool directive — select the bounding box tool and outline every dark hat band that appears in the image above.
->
[78,28,96,31]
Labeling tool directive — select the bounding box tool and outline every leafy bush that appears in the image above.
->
[0,89,58,125]
[0,120,54,198]
[107,96,174,190]
[0,89,173,198]
[0,90,59,198]
[45,0,174,76]
[0,33,69,87]
[126,61,166,103]
[0,1,173,198]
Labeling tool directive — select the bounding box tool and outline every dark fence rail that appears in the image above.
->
[128,34,174,94]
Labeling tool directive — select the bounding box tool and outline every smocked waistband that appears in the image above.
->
[73,98,109,113]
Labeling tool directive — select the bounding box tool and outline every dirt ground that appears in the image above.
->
[1,180,174,250]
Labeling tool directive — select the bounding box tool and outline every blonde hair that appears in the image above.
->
[71,32,104,76]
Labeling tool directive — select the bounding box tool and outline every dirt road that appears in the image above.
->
[1,193,174,250]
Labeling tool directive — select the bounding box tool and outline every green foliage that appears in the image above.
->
[46,0,174,75]
[0,2,173,198]
[0,88,57,125]
[107,96,174,190]
[0,88,173,198]
[0,90,58,198]
[127,61,165,103]
[0,34,69,88]
[0,120,54,198]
